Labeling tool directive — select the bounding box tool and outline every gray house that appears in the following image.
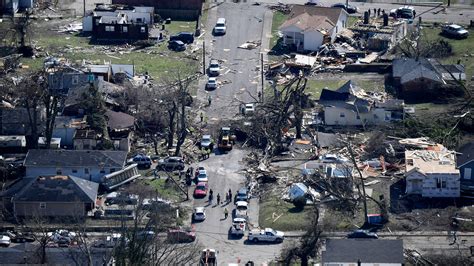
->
[457,142,474,198]
[24,149,139,190]
[322,239,404,266]
[11,175,98,219]
[47,71,90,95]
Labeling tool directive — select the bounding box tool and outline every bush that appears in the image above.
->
[293,196,307,210]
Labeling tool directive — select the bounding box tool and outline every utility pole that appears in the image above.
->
[202,41,206,75]
[260,52,264,102]
[83,0,86,17]
[347,141,368,225]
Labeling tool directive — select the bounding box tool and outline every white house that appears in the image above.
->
[23,150,139,188]
[82,4,154,32]
[279,5,348,51]
[319,81,405,126]
[405,147,460,198]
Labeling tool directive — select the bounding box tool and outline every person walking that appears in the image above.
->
[210,189,213,197]
[225,192,230,203]
[228,189,232,203]
[200,112,204,123]
[217,193,221,205]
[224,208,228,219]
[209,193,213,205]
[208,94,212,106]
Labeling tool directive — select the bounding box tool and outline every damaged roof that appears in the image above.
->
[290,5,347,26]
[457,142,474,168]
[393,58,444,84]
[24,149,127,168]
[13,175,98,203]
[105,109,135,130]
[280,13,335,33]
[322,239,404,264]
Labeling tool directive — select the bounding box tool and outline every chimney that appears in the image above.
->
[363,11,369,24]
[383,13,388,26]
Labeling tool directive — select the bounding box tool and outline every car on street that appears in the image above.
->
[199,248,217,265]
[206,77,217,90]
[136,230,155,241]
[390,6,415,19]
[192,207,206,222]
[169,32,194,44]
[234,201,248,219]
[0,235,11,247]
[213,17,226,35]
[157,156,185,171]
[248,228,284,243]
[131,154,152,168]
[168,40,186,52]
[235,187,249,202]
[196,169,209,182]
[441,24,469,39]
[208,59,220,76]
[4,231,35,243]
[200,135,214,150]
[241,103,255,115]
[347,229,378,239]
[167,226,196,243]
[93,233,124,248]
[229,217,246,237]
[194,182,208,198]
[331,3,358,14]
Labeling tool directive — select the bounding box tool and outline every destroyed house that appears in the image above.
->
[47,71,90,95]
[392,58,465,99]
[23,150,140,190]
[319,81,404,126]
[112,0,203,20]
[405,147,460,198]
[279,5,348,51]
[7,175,98,219]
[0,0,33,14]
[349,17,407,51]
[83,4,154,41]
[457,142,474,198]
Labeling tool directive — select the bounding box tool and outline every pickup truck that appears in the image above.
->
[229,218,246,238]
[248,228,284,243]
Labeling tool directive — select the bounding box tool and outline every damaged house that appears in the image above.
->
[405,146,460,198]
[391,58,465,100]
[457,142,474,198]
[319,81,404,126]
[82,4,154,41]
[279,5,348,51]
[112,0,203,20]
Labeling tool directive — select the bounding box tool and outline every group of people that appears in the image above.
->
[367,8,385,17]
[207,189,233,219]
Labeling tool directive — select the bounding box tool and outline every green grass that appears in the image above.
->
[422,26,474,87]
[164,20,197,35]
[146,178,182,200]
[259,193,312,231]
[305,80,347,100]
[270,11,289,49]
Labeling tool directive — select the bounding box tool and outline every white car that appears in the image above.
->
[241,103,255,115]
[442,24,469,39]
[229,217,246,237]
[193,207,206,222]
[214,17,226,35]
[0,235,11,247]
[235,201,248,219]
[196,169,209,182]
[248,228,284,243]
[94,233,124,248]
[200,135,214,150]
[206,77,217,90]
[209,59,220,76]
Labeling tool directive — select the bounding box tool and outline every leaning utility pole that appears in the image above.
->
[347,141,369,224]
[260,52,264,102]
[203,41,206,74]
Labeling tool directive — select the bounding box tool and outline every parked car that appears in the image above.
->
[235,187,249,202]
[93,233,124,248]
[157,157,185,171]
[196,169,209,182]
[229,217,246,237]
[0,235,11,247]
[390,6,414,19]
[169,32,195,44]
[441,24,469,39]
[347,229,378,239]
[194,182,209,198]
[213,17,226,35]
[206,77,217,90]
[240,103,255,115]
[168,40,186,52]
[208,59,220,76]
[331,3,358,14]
[248,228,284,243]
[167,226,196,243]
[136,230,155,241]
[234,201,248,219]
[192,207,206,222]
[200,135,214,150]
[5,231,35,243]
[131,154,152,168]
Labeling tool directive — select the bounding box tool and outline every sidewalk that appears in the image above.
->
[284,230,474,238]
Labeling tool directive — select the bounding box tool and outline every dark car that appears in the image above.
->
[167,227,196,243]
[169,32,195,44]
[5,231,35,243]
[168,40,186,52]
[347,229,378,239]
[331,3,358,14]
[235,187,249,202]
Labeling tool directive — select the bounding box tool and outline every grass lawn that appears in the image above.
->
[269,11,289,49]
[422,26,474,87]
[145,177,183,201]
[305,79,347,100]
[164,20,197,35]
[259,192,312,231]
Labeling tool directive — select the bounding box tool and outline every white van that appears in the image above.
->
[214,18,226,35]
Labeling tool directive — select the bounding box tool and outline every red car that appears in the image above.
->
[194,182,208,198]
[167,226,196,243]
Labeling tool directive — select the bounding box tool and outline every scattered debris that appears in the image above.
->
[238,40,261,50]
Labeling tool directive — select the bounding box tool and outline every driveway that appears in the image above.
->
[192,2,284,264]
